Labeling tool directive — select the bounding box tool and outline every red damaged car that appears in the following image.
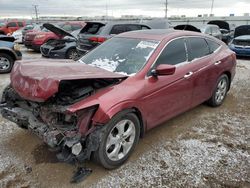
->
[1,29,236,169]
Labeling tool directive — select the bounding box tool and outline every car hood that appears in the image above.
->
[0,35,15,42]
[234,25,250,38]
[43,23,75,39]
[11,60,127,102]
[208,20,230,30]
[174,24,201,32]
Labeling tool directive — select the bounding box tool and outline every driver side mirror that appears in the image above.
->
[151,64,176,77]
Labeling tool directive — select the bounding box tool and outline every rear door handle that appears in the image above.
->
[184,72,193,79]
[214,60,222,65]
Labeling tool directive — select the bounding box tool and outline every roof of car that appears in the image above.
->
[116,29,207,41]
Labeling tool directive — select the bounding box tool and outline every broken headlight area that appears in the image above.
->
[0,85,101,164]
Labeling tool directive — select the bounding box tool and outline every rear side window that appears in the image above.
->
[110,25,126,34]
[17,22,24,27]
[62,24,72,31]
[72,24,82,31]
[80,23,105,34]
[7,22,17,27]
[206,39,220,53]
[186,37,210,61]
[155,38,187,66]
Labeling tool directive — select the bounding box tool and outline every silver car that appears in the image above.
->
[200,24,222,40]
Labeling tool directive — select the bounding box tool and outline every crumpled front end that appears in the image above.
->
[0,85,103,163]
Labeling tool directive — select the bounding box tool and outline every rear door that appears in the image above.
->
[185,37,223,107]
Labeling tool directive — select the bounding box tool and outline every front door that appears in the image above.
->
[141,38,195,130]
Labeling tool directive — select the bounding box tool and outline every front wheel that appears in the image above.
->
[0,53,14,73]
[93,112,140,169]
[66,48,78,60]
[207,74,229,107]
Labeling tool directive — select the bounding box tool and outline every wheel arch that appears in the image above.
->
[222,71,231,91]
[93,105,146,138]
[0,49,16,61]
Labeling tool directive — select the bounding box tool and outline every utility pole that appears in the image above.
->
[165,0,168,18]
[210,0,214,16]
[33,5,39,22]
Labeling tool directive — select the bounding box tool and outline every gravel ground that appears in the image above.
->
[0,47,249,188]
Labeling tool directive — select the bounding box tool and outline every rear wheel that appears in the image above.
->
[93,112,140,169]
[0,53,14,73]
[207,74,229,107]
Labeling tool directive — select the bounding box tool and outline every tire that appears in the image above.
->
[66,48,78,60]
[207,74,229,107]
[93,112,140,169]
[0,53,14,73]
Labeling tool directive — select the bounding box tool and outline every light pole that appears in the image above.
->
[165,0,168,18]
[210,0,214,16]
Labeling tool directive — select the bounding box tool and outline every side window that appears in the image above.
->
[17,22,24,27]
[62,24,72,31]
[205,27,212,34]
[155,38,187,66]
[110,25,126,35]
[125,25,140,32]
[206,39,221,53]
[7,22,17,27]
[186,37,210,61]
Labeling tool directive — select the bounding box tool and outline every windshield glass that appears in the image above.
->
[79,37,159,76]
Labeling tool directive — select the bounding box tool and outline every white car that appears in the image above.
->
[12,29,23,43]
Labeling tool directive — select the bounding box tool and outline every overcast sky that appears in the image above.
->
[0,0,250,18]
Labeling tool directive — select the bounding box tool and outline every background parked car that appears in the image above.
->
[24,22,85,52]
[0,35,22,73]
[11,28,23,43]
[200,24,222,40]
[208,20,233,44]
[41,23,80,60]
[0,20,25,35]
[76,22,151,56]
[229,25,250,56]
[22,24,44,43]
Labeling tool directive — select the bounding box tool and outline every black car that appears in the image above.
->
[0,35,22,73]
[76,22,151,56]
[40,23,80,60]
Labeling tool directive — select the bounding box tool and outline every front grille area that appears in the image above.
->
[233,40,250,47]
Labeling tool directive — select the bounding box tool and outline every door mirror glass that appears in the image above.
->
[151,64,176,76]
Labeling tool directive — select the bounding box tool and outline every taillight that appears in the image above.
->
[89,37,107,43]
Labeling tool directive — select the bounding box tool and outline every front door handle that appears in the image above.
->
[214,60,222,65]
[184,72,193,79]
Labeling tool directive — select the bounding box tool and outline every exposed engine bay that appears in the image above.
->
[0,78,121,164]
[45,38,75,48]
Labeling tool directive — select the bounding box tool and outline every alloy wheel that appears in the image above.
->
[215,78,227,104]
[105,119,136,161]
[0,57,10,71]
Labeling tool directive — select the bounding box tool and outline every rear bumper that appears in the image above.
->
[24,41,41,51]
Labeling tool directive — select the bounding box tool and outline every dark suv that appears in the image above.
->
[76,22,151,56]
